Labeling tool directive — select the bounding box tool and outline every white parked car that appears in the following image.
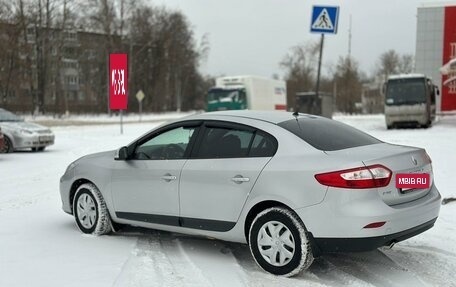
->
[0,108,54,153]
[60,111,441,276]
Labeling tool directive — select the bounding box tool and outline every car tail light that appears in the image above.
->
[315,164,392,189]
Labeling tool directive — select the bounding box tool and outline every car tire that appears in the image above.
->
[249,207,314,277]
[1,136,13,153]
[422,120,431,129]
[73,183,112,235]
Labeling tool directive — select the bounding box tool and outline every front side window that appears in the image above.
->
[197,127,255,158]
[133,126,196,160]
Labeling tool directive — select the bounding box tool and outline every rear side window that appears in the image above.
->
[278,117,381,151]
[248,132,277,157]
[197,127,254,158]
[195,125,278,158]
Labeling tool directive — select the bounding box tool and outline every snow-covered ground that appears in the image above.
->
[1,114,455,287]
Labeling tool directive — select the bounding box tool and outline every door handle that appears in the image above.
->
[231,175,250,184]
[161,174,177,182]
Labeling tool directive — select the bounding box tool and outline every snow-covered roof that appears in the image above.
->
[388,73,426,80]
[419,1,456,8]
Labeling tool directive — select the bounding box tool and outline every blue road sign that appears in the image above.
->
[310,6,339,34]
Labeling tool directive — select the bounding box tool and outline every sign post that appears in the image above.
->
[109,53,128,134]
[310,6,339,99]
[135,90,145,122]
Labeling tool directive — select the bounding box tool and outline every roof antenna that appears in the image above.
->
[292,110,302,131]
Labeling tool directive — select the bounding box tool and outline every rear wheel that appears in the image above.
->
[0,136,13,153]
[73,183,112,235]
[422,120,431,129]
[249,207,314,277]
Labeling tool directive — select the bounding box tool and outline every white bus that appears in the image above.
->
[384,74,438,129]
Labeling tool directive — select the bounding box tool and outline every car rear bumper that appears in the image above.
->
[294,183,441,251]
[310,217,437,253]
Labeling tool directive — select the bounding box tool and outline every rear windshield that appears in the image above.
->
[278,117,381,151]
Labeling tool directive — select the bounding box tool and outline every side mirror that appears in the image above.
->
[115,146,129,161]
[436,86,440,96]
[381,83,386,96]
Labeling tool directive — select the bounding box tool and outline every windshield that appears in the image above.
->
[207,89,246,103]
[386,78,426,105]
[0,109,23,122]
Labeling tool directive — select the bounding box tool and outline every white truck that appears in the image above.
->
[206,75,287,111]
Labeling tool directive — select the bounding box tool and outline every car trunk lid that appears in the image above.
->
[325,143,433,206]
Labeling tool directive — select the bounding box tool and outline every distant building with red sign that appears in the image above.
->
[415,3,456,113]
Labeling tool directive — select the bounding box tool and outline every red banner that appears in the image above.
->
[109,54,128,110]
[442,6,456,111]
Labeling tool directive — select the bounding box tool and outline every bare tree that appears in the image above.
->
[0,0,207,114]
[0,1,20,105]
[128,5,203,112]
[334,56,362,114]
[376,50,416,80]
[198,33,210,67]
[280,41,320,109]
[377,49,400,81]
[398,54,414,74]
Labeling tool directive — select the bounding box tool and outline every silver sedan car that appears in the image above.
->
[60,111,441,276]
[0,108,55,153]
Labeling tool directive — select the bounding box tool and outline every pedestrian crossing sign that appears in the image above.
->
[310,6,339,34]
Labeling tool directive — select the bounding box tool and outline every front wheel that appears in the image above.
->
[73,183,112,235]
[0,136,13,153]
[249,207,314,277]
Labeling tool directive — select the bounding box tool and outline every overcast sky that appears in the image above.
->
[153,0,447,78]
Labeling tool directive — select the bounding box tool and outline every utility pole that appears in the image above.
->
[315,34,325,98]
[348,14,352,57]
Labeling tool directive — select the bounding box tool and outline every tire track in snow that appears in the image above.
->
[382,245,456,287]
[113,230,212,287]
[227,243,432,287]
[172,236,249,286]
[113,229,249,287]
[320,249,427,287]
[227,242,329,287]
[112,227,447,287]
